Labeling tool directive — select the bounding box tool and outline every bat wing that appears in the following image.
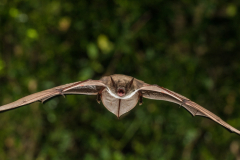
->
[101,89,139,118]
[0,80,106,112]
[139,85,240,135]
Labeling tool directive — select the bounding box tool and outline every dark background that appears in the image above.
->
[1,0,240,159]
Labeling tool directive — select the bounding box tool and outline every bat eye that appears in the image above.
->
[117,89,125,97]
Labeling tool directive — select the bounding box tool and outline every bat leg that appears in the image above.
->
[138,91,143,105]
[96,88,105,104]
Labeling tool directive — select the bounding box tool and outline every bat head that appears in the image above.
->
[109,76,134,98]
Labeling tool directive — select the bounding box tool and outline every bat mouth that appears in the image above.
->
[117,89,125,97]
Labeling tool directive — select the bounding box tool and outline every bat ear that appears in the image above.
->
[128,77,134,88]
[110,76,116,87]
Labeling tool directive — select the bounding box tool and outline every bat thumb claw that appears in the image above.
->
[39,100,44,104]
[61,93,65,98]
[56,89,65,98]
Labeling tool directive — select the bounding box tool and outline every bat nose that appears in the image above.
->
[117,88,125,97]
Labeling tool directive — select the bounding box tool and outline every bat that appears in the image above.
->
[0,74,239,135]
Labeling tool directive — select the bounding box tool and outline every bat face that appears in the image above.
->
[0,74,240,135]
[100,75,137,99]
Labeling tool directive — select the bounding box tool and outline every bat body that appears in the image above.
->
[0,74,239,135]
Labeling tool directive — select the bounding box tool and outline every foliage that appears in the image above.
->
[1,0,240,159]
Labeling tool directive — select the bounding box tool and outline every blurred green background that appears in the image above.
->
[1,0,240,159]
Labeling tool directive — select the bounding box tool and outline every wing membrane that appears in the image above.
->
[140,85,240,135]
[0,80,106,112]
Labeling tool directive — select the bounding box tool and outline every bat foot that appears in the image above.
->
[97,100,101,104]
[96,93,101,104]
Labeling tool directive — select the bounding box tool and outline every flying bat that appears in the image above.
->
[0,74,239,135]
